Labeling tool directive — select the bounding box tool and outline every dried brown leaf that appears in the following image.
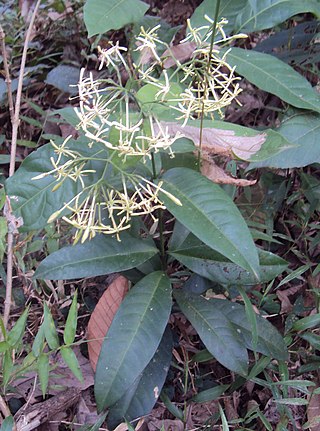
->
[87,276,129,371]
[307,389,320,431]
[162,42,197,68]
[201,152,256,186]
[276,285,301,314]
[161,122,267,160]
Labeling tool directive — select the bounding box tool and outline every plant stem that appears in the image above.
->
[150,153,166,270]
[197,0,221,169]
[2,0,42,332]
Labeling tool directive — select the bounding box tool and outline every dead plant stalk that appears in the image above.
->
[1,0,41,332]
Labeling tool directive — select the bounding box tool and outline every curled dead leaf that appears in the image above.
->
[160,122,267,160]
[87,275,129,371]
[201,152,256,186]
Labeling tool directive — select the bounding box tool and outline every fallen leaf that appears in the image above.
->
[162,42,197,68]
[307,387,320,431]
[160,122,267,160]
[147,419,184,431]
[201,152,256,186]
[276,285,301,314]
[87,275,129,371]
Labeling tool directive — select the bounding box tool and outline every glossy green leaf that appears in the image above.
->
[107,328,173,428]
[192,384,230,403]
[169,234,288,285]
[190,0,247,35]
[175,291,288,366]
[84,0,149,37]
[5,142,81,231]
[7,308,28,347]
[43,304,60,350]
[224,48,320,113]
[60,346,83,382]
[34,234,158,280]
[64,291,78,345]
[95,271,172,411]
[38,353,49,397]
[161,168,260,278]
[250,112,320,169]
[6,138,105,232]
[0,416,14,431]
[191,0,320,35]
[174,290,249,375]
[211,298,288,360]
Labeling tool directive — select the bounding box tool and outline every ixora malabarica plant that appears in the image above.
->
[6,16,289,428]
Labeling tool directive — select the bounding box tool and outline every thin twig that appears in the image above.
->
[0,25,15,123]
[0,394,17,431]
[2,0,42,331]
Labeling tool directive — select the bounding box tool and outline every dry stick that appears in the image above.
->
[0,26,15,122]
[3,0,41,331]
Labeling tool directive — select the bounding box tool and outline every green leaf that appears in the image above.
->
[107,328,172,428]
[275,398,309,406]
[84,0,149,37]
[174,290,249,375]
[191,0,320,35]
[192,384,230,403]
[32,324,45,357]
[94,271,172,411]
[136,82,182,118]
[7,308,28,348]
[37,353,49,397]
[212,298,288,360]
[236,0,320,33]
[64,291,78,345]
[190,0,247,35]
[3,350,13,387]
[60,346,83,382]
[299,333,320,350]
[5,142,81,231]
[170,234,288,285]
[45,65,80,95]
[0,217,8,262]
[34,234,158,280]
[250,112,320,169]
[43,304,60,350]
[0,416,14,431]
[292,314,320,332]
[224,48,320,113]
[160,168,260,278]
[0,341,9,353]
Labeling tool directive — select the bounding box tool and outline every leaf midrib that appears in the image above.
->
[228,49,320,112]
[177,295,247,374]
[163,178,256,274]
[38,248,157,278]
[238,0,319,32]
[98,273,170,408]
